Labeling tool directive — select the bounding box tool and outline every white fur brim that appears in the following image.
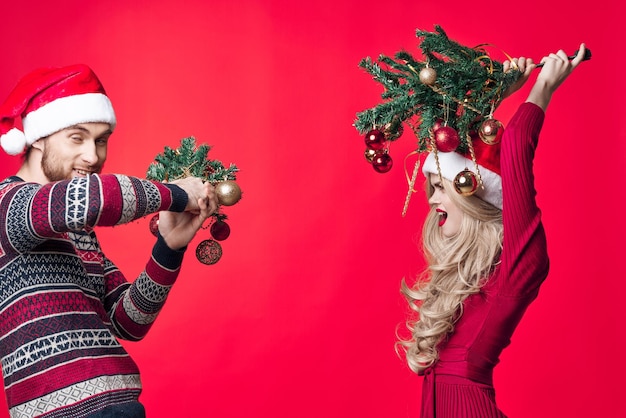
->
[22,93,116,144]
[423,151,502,209]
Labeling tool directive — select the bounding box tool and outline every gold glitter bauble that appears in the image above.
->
[418,67,437,86]
[215,180,242,206]
[365,148,377,163]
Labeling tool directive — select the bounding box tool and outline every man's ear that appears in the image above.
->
[30,138,45,152]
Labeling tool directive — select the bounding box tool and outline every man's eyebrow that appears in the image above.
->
[65,125,113,136]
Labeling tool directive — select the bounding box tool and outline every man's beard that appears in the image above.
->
[40,144,102,182]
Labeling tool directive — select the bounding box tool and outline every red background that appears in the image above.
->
[1,1,624,417]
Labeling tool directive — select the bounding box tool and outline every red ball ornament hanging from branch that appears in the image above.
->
[364,129,387,150]
[372,152,393,173]
[434,126,460,152]
[210,220,231,241]
[149,214,160,237]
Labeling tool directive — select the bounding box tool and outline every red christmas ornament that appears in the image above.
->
[364,129,386,150]
[149,214,159,237]
[434,126,460,152]
[196,239,223,265]
[479,119,504,145]
[210,220,231,241]
[371,152,393,173]
[431,119,444,133]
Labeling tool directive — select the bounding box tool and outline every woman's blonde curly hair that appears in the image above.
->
[399,176,503,374]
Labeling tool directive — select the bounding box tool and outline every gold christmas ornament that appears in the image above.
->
[478,119,504,145]
[418,67,437,86]
[453,169,479,196]
[364,148,377,163]
[215,180,242,206]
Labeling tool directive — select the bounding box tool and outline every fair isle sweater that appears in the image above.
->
[0,174,188,417]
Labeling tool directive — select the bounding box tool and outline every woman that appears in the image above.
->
[400,44,587,417]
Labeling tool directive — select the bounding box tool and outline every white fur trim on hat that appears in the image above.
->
[423,151,502,209]
[22,92,116,144]
[1,128,28,155]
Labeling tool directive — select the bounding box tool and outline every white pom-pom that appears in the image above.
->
[1,128,27,155]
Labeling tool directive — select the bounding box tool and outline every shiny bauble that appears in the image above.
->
[149,214,159,237]
[453,169,479,196]
[419,67,437,86]
[216,180,242,206]
[210,220,231,241]
[431,119,444,134]
[383,120,404,141]
[364,148,377,163]
[434,126,460,152]
[479,119,504,145]
[195,239,223,265]
[364,129,386,150]
[371,152,393,173]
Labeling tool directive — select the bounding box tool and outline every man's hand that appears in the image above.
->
[158,177,218,250]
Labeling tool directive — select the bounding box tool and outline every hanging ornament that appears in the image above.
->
[434,126,460,152]
[364,148,377,163]
[364,129,386,150]
[383,119,404,140]
[372,152,393,173]
[453,169,479,196]
[431,119,444,134]
[479,118,504,145]
[419,67,437,86]
[196,239,223,265]
[149,214,160,237]
[210,220,231,241]
[215,180,242,206]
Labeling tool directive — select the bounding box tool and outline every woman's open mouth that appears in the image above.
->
[436,209,447,226]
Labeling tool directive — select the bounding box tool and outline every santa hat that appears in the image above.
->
[0,64,116,155]
[422,136,502,209]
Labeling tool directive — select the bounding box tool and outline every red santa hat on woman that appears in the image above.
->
[422,136,503,209]
[0,64,116,155]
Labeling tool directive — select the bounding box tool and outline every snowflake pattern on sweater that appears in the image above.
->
[0,174,187,417]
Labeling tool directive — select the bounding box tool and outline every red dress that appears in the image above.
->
[421,103,550,417]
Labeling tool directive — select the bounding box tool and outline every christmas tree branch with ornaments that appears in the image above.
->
[146,137,242,265]
[354,25,522,174]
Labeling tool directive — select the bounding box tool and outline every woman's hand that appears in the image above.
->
[526,43,586,111]
[502,57,537,99]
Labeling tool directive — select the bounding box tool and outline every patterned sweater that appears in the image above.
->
[0,174,188,417]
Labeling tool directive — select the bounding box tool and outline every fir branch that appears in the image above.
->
[355,25,521,153]
[146,137,239,183]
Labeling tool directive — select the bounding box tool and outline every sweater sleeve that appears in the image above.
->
[499,102,550,296]
[102,234,185,341]
[0,174,187,254]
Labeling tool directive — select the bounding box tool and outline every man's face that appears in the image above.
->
[38,123,111,182]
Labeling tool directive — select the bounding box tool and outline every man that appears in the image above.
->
[0,64,217,417]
